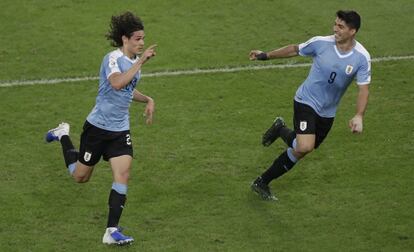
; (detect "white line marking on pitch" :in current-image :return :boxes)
[0,55,413,87]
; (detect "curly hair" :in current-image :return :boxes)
[106,11,144,47]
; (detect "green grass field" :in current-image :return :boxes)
[1,0,413,251]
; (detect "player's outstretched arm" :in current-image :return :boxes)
[138,44,157,65]
[349,84,369,133]
[109,45,157,90]
[249,44,299,61]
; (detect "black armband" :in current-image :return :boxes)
[256,52,269,60]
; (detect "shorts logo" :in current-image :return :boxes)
[300,121,307,131]
[84,152,92,162]
[345,65,353,75]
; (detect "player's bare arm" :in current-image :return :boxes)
[349,84,369,133]
[133,89,155,125]
[249,44,299,60]
[109,45,157,90]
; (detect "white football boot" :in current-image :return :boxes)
[102,227,134,246]
[45,122,70,142]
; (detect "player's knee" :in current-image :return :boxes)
[295,144,314,154]
[291,150,306,160]
[117,172,130,183]
[73,175,90,183]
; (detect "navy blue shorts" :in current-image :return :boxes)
[78,121,133,166]
[293,101,334,149]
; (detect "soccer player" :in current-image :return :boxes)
[249,10,371,200]
[45,11,156,245]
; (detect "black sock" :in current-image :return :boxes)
[60,135,78,167]
[261,150,296,185]
[280,127,296,148]
[107,189,126,228]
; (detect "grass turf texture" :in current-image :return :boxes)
[0,0,413,81]
[0,0,413,251]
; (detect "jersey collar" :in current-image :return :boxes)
[117,48,140,63]
[334,45,354,58]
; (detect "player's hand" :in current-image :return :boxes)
[143,98,155,125]
[140,44,157,64]
[349,115,363,133]
[249,50,264,60]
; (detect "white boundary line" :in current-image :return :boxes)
[1,55,413,88]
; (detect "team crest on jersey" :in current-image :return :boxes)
[345,65,353,75]
[84,152,92,162]
[300,121,307,131]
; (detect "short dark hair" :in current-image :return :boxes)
[336,10,361,32]
[106,11,144,47]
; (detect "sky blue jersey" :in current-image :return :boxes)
[87,49,141,131]
[295,35,371,118]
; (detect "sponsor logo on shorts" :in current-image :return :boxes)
[300,121,307,131]
[84,152,92,162]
